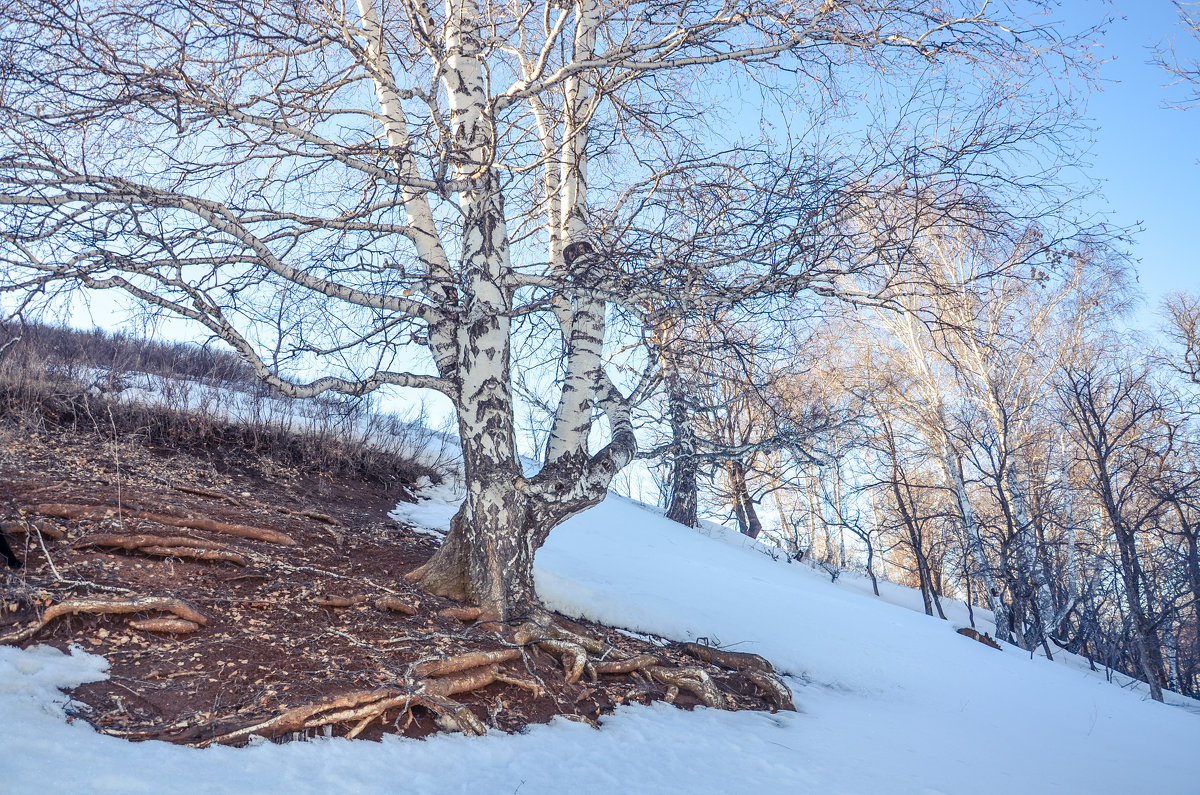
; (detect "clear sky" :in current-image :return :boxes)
[1067,1,1200,327]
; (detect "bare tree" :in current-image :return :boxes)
[1060,361,1171,701]
[0,1,1094,626]
[1162,292,1200,386]
[1155,292,1200,693]
[1157,2,1200,109]
[877,411,949,618]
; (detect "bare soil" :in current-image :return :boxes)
[0,415,780,745]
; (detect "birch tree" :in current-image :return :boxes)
[862,278,1016,636]
[0,0,1093,630]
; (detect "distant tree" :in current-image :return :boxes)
[1060,361,1172,701]
[1162,293,1200,386]
[1155,293,1200,695]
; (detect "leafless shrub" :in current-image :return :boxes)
[0,322,438,491]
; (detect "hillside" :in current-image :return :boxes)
[3,432,1200,792]
[1,1,1198,790]
[1,327,1198,792]
[0,404,785,746]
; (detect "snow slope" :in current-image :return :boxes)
[538,496,1200,793]
[3,492,1198,794]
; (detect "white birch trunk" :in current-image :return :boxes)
[1047,432,1082,633]
[890,311,1013,640]
[545,0,604,468]
[407,0,537,618]
[939,445,1011,641]
[1000,443,1055,650]
[409,0,634,618]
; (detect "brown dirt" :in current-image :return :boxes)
[0,416,779,745]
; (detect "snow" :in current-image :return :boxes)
[389,476,463,538]
[4,489,1200,794]
[0,646,806,794]
[539,497,1200,792]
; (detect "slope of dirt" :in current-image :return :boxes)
[0,414,783,745]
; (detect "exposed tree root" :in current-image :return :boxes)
[195,651,543,745]
[411,649,522,679]
[438,606,482,623]
[26,590,794,744]
[35,503,295,545]
[171,485,243,507]
[136,546,247,565]
[313,594,369,608]
[128,618,202,634]
[375,596,419,615]
[493,671,545,698]
[956,627,1003,650]
[197,688,413,747]
[511,616,795,712]
[677,642,795,711]
[80,534,248,566]
[645,665,727,708]
[592,654,659,675]
[298,510,341,526]
[81,534,217,551]
[0,518,65,540]
[420,664,507,699]
[538,637,589,683]
[742,670,797,712]
[679,642,775,673]
[0,596,208,645]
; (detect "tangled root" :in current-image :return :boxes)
[195,649,543,745]
[679,641,794,711]
[513,616,795,712]
[743,669,796,712]
[145,616,796,746]
[645,665,727,709]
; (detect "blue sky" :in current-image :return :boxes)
[1068,1,1200,327]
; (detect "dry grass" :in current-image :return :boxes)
[0,322,442,493]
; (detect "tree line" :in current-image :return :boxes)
[646,266,1200,701]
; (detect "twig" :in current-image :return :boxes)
[34,522,63,582]
[107,406,124,532]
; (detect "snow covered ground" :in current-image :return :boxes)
[3,490,1199,794]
